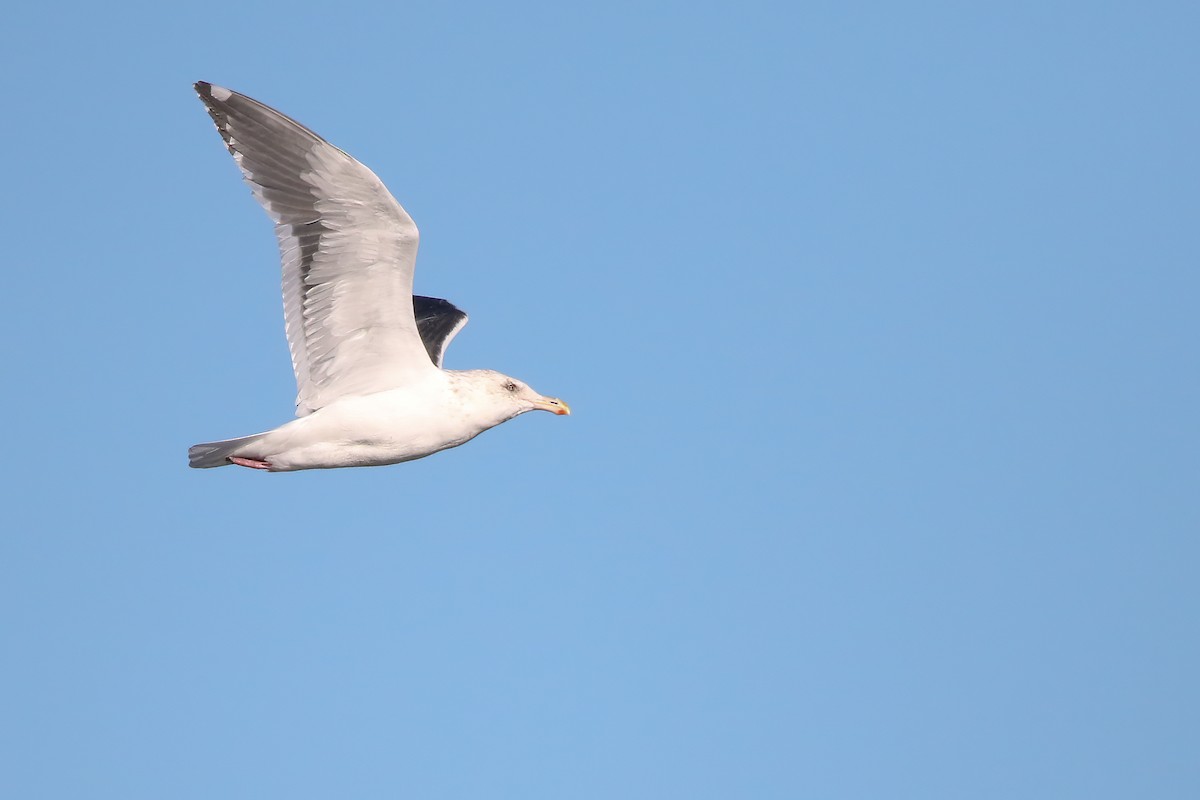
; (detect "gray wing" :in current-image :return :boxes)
[195,82,434,416]
[413,296,468,368]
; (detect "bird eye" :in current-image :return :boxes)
[504,381,517,392]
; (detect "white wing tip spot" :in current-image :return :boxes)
[210,85,233,101]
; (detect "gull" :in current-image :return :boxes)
[187,82,569,472]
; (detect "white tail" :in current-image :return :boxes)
[188,433,267,469]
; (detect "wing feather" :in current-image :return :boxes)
[412,296,469,367]
[195,82,434,416]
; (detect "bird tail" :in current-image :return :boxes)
[188,433,268,469]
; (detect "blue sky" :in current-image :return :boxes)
[2,1,1197,797]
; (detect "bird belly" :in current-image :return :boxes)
[243,389,489,471]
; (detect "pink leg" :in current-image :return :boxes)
[229,456,272,470]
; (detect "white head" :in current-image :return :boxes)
[450,369,571,424]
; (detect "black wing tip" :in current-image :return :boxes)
[193,81,236,105]
[192,82,235,150]
[413,296,465,315]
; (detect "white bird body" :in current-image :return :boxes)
[187,83,568,472]
[196,370,536,472]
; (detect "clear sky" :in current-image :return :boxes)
[2,1,1197,798]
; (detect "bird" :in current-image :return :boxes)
[187,82,570,472]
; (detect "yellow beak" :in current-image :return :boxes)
[534,396,571,415]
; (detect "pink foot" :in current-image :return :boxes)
[229,456,272,470]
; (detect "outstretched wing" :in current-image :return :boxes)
[195,82,435,416]
[413,296,469,368]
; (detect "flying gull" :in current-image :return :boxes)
[188,82,569,471]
